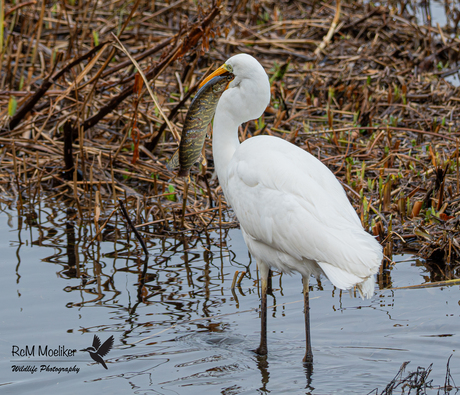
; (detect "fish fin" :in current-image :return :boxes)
[199,153,207,166]
[167,149,179,171]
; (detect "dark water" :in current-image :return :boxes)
[0,206,459,394]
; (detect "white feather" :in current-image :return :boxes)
[212,54,382,299]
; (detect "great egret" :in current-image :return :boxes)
[200,54,383,363]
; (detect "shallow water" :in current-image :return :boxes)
[0,206,459,394]
[380,0,460,87]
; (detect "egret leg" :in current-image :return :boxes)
[302,276,313,364]
[255,263,269,355]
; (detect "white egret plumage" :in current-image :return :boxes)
[200,54,383,362]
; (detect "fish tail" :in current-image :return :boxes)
[167,149,180,171]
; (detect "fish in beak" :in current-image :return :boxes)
[168,72,234,178]
[199,63,233,89]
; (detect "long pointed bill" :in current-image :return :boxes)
[199,64,232,88]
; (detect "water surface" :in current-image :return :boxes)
[0,207,459,394]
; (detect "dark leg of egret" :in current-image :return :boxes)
[255,265,268,355]
[302,276,313,364]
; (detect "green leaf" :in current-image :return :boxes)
[166,184,176,201]
[92,30,99,46]
[328,86,335,100]
[8,96,17,116]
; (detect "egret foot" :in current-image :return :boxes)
[302,352,313,365]
[254,345,267,356]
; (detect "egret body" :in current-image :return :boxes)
[202,54,383,362]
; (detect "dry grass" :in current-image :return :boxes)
[1,0,460,269]
[368,356,458,394]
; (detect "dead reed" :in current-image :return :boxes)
[1,0,460,266]
[368,356,458,394]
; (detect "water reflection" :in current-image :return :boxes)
[255,354,270,392]
[2,203,460,394]
[411,0,460,87]
[9,204,239,320]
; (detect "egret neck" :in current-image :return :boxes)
[212,105,241,197]
[211,55,271,197]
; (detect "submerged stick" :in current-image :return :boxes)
[231,270,239,289]
[118,199,149,258]
[386,278,460,291]
[63,120,74,180]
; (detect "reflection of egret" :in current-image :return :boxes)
[201,54,383,362]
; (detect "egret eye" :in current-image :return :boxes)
[225,64,233,73]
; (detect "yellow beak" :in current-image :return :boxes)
[199,63,232,88]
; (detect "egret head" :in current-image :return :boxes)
[200,54,271,125]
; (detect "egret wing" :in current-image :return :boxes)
[226,136,381,281]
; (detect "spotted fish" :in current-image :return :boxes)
[168,73,234,177]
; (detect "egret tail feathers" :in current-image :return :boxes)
[317,261,375,299]
[355,275,375,300]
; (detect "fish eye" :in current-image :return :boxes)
[213,84,224,92]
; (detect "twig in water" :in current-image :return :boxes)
[237,271,246,286]
[86,208,117,248]
[118,199,149,258]
[231,270,239,289]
